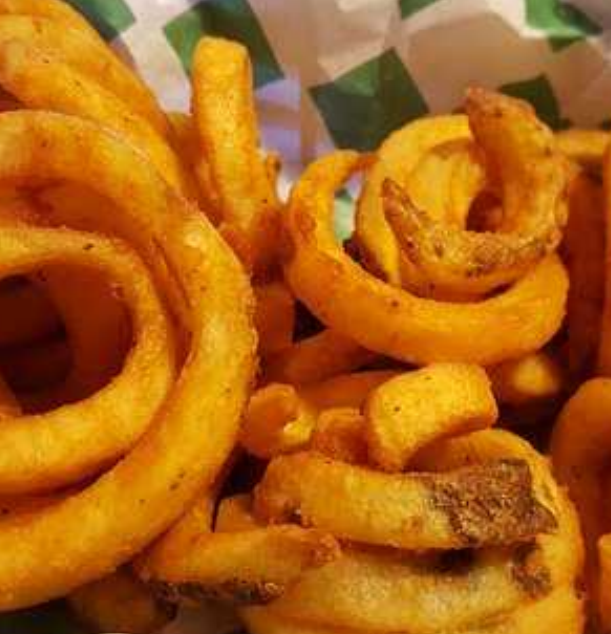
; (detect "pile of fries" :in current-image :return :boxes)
[2,1,611,634]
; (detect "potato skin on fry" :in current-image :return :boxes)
[254,452,555,549]
[365,364,497,471]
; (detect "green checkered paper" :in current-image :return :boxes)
[1,0,611,632]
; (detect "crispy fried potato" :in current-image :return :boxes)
[563,172,604,379]
[0,112,255,609]
[216,494,260,532]
[597,149,611,375]
[551,378,611,618]
[557,129,609,172]
[263,329,376,385]
[488,351,564,406]
[192,37,280,275]
[0,16,168,135]
[69,569,175,634]
[254,282,295,357]
[0,224,174,494]
[309,408,367,464]
[0,40,195,198]
[284,151,568,365]
[299,370,398,410]
[246,546,550,634]
[356,115,471,287]
[254,452,555,549]
[240,384,316,459]
[365,364,497,471]
[384,90,568,297]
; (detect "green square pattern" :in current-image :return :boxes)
[501,74,570,129]
[525,0,601,52]
[64,0,135,40]
[164,0,283,88]
[399,0,442,19]
[310,49,428,151]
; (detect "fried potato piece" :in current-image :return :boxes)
[551,378,611,619]
[0,112,255,609]
[146,526,340,607]
[0,0,102,40]
[263,329,376,385]
[0,16,168,136]
[253,452,555,549]
[384,90,568,297]
[597,149,611,375]
[0,224,174,494]
[365,364,497,471]
[309,407,367,464]
[563,172,604,378]
[241,585,583,634]
[69,569,175,634]
[598,534,611,631]
[240,383,317,459]
[488,351,564,406]
[192,37,280,275]
[140,490,340,607]
[557,128,609,172]
[216,494,260,532]
[283,151,568,365]
[245,546,551,634]
[356,115,471,287]
[0,40,195,198]
[254,282,295,357]
[299,370,398,410]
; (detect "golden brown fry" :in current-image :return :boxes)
[598,148,611,375]
[0,16,168,136]
[563,172,604,378]
[356,115,471,287]
[0,225,174,494]
[263,329,376,385]
[283,151,568,365]
[140,489,340,607]
[0,112,255,609]
[557,128,609,172]
[246,546,549,634]
[384,90,568,297]
[598,534,611,631]
[242,585,583,634]
[216,494,260,532]
[240,383,316,459]
[488,351,564,406]
[192,37,280,275]
[551,378,611,619]
[254,452,555,549]
[299,370,398,410]
[254,282,295,357]
[0,40,195,198]
[0,0,102,40]
[309,407,367,464]
[145,526,340,607]
[365,364,497,472]
[69,569,175,634]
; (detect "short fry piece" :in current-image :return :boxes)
[557,128,609,172]
[69,569,175,634]
[240,384,316,459]
[310,407,367,464]
[365,364,497,471]
[254,452,555,549]
[488,351,564,406]
[263,329,376,385]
